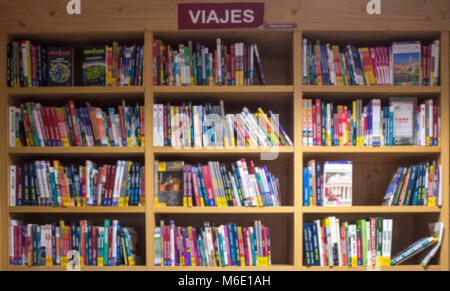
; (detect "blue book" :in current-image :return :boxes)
[316,163,322,206]
[311,223,321,266]
[303,167,310,206]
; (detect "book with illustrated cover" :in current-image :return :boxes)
[47,47,74,86]
[392,41,421,86]
[82,46,107,86]
[156,161,184,206]
[323,161,352,206]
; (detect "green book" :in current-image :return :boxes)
[356,219,367,266]
[376,217,383,266]
[104,219,110,265]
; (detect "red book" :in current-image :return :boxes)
[263,227,268,263]
[49,107,61,146]
[108,226,113,265]
[68,101,81,146]
[160,44,164,85]
[202,165,216,206]
[108,166,116,206]
[433,106,438,145]
[356,230,362,266]
[16,166,23,206]
[44,107,55,146]
[31,44,38,86]
[39,106,50,146]
[312,103,316,145]
[340,225,347,266]
[316,99,322,146]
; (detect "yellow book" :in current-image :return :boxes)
[111,42,118,86]
[257,108,281,146]
[106,46,112,86]
[26,41,32,87]
[188,226,196,266]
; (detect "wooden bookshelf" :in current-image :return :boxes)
[0,29,448,272]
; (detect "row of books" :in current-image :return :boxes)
[303,161,352,207]
[7,41,144,87]
[153,39,266,86]
[9,219,138,266]
[304,217,393,267]
[155,160,281,207]
[154,220,270,267]
[9,101,144,147]
[9,160,144,207]
[302,98,440,147]
[382,162,442,207]
[302,39,440,86]
[82,44,144,86]
[153,101,292,147]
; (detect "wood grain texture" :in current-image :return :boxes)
[0,0,449,33]
[0,32,7,271]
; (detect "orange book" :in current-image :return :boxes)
[95,108,108,146]
[399,170,411,205]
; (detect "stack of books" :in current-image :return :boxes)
[302,98,440,147]
[6,41,144,87]
[153,101,292,147]
[382,161,442,207]
[9,101,144,147]
[155,220,271,267]
[9,219,139,266]
[302,39,440,86]
[153,39,266,86]
[9,160,144,207]
[154,160,281,207]
[304,217,393,267]
[303,161,352,207]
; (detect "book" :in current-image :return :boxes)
[382,161,441,206]
[302,38,439,86]
[322,161,352,207]
[9,160,144,207]
[155,161,184,206]
[153,39,266,86]
[301,98,439,147]
[304,217,393,267]
[47,47,74,87]
[82,46,107,86]
[9,101,144,147]
[9,219,139,266]
[154,159,281,207]
[156,220,270,267]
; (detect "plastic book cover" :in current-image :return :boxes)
[82,46,107,86]
[323,161,352,206]
[47,47,74,86]
[392,41,421,86]
[157,161,184,206]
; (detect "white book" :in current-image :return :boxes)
[366,221,372,266]
[111,160,122,206]
[153,104,158,146]
[323,161,353,206]
[34,161,45,204]
[236,160,250,206]
[41,161,51,204]
[159,104,165,147]
[169,222,175,266]
[240,159,257,207]
[372,99,381,146]
[348,224,357,266]
[9,165,16,206]
[327,44,336,85]
[111,220,118,265]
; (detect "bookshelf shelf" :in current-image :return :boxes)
[153,85,294,94]
[154,146,295,155]
[155,264,295,271]
[302,146,441,154]
[8,147,145,156]
[7,265,148,271]
[302,206,442,214]
[6,86,145,96]
[153,207,295,214]
[301,85,441,94]
[8,206,146,214]
[302,265,440,271]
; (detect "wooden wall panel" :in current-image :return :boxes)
[0,0,449,33]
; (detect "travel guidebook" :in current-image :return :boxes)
[47,47,74,86]
[392,41,421,86]
[82,46,107,86]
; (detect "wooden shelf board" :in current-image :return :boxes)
[153,207,295,214]
[303,206,441,214]
[9,206,146,214]
[302,265,441,271]
[301,85,441,94]
[7,265,147,271]
[155,264,295,271]
[7,86,145,96]
[154,146,294,155]
[302,146,441,154]
[152,85,294,94]
[8,147,145,156]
